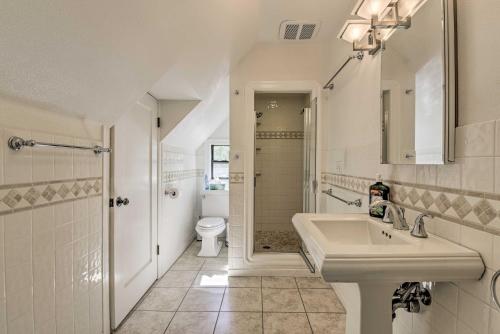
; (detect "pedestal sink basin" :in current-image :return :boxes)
[292,213,484,334]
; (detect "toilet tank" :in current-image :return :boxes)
[201,190,229,217]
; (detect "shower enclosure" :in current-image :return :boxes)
[253,93,317,253]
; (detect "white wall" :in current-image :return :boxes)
[157,144,201,275]
[320,1,500,333]
[0,96,105,334]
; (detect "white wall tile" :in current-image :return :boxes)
[416,165,437,186]
[0,298,6,334]
[493,235,500,270]
[437,163,461,189]
[456,121,495,157]
[4,128,32,184]
[55,202,73,226]
[73,139,90,179]
[0,129,4,186]
[495,120,500,156]
[54,135,73,180]
[495,157,500,194]
[458,290,490,333]
[458,269,493,304]
[32,131,55,182]
[490,308,500,334]
[460,225,494,269]
[433,283,459,315]
[459,157,495,193]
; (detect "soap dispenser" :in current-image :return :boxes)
[369,174,390,218]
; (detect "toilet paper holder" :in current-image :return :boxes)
[165,188,179,199]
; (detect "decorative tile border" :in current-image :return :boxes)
[229,172,244,184]
[321,172,500,236]
[0,177,102,216]
[256,131,304,140]
[163,169,203,183]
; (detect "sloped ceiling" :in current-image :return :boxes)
[0,0,353,123]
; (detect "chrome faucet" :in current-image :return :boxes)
[369,200,409,230]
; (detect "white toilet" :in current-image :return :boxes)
[196,190,229,257]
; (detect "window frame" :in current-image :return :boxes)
[210,144,230,180]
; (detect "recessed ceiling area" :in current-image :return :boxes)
[0,0,353,122]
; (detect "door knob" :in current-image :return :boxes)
[116,196,129,207]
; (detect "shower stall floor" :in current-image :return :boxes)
[254,230,301,253]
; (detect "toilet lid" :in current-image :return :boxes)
[198,217,225,228]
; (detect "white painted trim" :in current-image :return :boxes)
[242,80,322,272]
[102,125,111,334]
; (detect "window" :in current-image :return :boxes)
[211,145,230,180]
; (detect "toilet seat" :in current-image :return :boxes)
[195,217,226,257]
[197,217,225,229]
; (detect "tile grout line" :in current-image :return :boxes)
[212,285,227,334]
[296,278,314,333]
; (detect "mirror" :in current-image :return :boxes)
[381,0,456,164]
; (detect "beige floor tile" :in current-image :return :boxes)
[201,257,229,270]
[165,312,218,334]
[178,288,225,311]
[262,276,297,289]
[295,277,331,289]
[227,276,261,288]
[299,289,345,313]
[263,313,312,334]
[307,313,346,334]
[218,247,228,258]
[262,288,305,312]
[137,288,188,311]
[170,255,205,271]
[214,312,262,334]
[183,241,202,256]
[221,288,262,312]
[116,310,174,334]
[192,270,228,287]
[156,271,198,288]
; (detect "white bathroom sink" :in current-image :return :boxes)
[293,213,484,282]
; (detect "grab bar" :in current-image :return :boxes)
[322,188,362,207]
[8,136,111,155]
[492,269,500,310]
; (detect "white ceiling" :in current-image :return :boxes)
[0,0,353,123]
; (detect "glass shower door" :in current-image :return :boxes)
[303,97,317,213]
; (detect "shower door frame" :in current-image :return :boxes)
[238,80,321,275]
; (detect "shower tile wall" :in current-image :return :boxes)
[254,94,306,233]
[0,97,104,334]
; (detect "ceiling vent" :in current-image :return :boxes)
[279,21,320,40]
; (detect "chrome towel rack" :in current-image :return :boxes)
[492,269,500,310]
[323,51,364,90]
[322,188,362,207]
[8,136,111,155]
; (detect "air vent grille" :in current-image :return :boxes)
[279,21,320,40]
[299,24,316,40]
[284,24,300,40]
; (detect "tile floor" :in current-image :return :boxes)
[116,240,346,334]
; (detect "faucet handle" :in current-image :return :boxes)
[411,213,433,238]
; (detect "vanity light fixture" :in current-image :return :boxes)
[337,20,382,55]
[353,0,428,29]
[338,0,427,55]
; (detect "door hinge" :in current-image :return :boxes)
[156,245,160,255]
[109,198,114,208]
[157,117,161,128]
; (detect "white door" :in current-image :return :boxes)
[110,94,158,328]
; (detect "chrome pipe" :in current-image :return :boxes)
[321,188,362,207]
[8,136,111,154]
[323,51,364,90]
